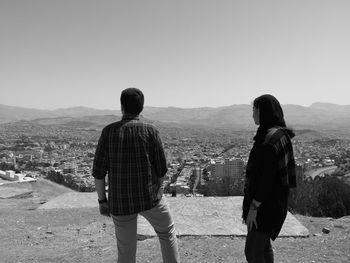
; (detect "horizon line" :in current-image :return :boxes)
[0,101,349,111]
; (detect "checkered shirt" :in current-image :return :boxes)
[92,115,168,215]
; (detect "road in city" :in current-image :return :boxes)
[305,166,337,179]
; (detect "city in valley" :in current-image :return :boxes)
[1,117,350,197]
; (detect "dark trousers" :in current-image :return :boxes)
[245,231,274,263]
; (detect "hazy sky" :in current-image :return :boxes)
[1,0,349,110]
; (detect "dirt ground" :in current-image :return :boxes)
[0,179,350,263]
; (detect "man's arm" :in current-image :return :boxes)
[94,178,109,216]
[153,130,168,178]
[153,129,168,198]
[92,128,109,186]
[92,129,110,216]
[95,178,107,201]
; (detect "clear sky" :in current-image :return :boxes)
[1,0,349,110]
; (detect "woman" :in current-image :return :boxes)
[242,94,296,263]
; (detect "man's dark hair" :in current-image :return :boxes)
[120,88,144,115]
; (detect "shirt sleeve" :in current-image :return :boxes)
[92,128,109,180]
[153,130,168,178]
[253,145,277,203]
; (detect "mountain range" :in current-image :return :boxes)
[1,103,350,133]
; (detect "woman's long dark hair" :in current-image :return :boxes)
[253,94,286,129]
[253,94,294,139]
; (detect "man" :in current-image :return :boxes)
[92,88,180,263]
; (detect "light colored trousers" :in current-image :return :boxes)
[111,198,180,263]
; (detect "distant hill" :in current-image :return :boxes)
[53,107,118,118]
[0,104,58,124]
[1,103,350,134]
[0,104,120,124]
[310,102,350,113]
[143,103,350,133]
[143,105,253,129]
[30,115,121,129]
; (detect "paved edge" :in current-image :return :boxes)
[38,193,309,237]
[0,186,33,199]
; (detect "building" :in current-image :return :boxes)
[210,158,245,178]
[224,158,245,179]
[0,170,26,181]
[169,182,190,196]
[62,165,77,175]
[210,160,225,177]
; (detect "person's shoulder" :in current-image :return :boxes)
[102,120,123,132]
[266,127,294,142]
[264,127,294,151]
[264,127,281,144]
[138,118,160,131]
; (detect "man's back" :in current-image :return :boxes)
[93,115,167,215]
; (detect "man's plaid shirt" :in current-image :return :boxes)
[92,115,168,215]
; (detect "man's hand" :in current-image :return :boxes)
[157,187,164,199]
[246,207,258,232]
[99,202,110,217]
[157,177,166,199]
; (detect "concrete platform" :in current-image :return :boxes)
[39,193,309,237]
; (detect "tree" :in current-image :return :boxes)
[0,162,15,171]
[202,168,210,182]
[200,175,244,197]
[317,176,350,218]
[289,175,350,218]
